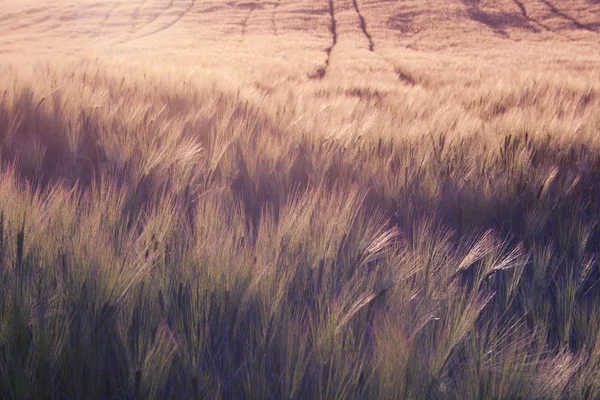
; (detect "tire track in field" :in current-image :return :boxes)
[271,1,281,36]
[347,0,419,85]
[2,4,76,32]
[351,0,374,51]
[538,0,598,33]
[8,13,52,31]
[123,0,195,43]
[377,52,419,86]
[0,7,50,24]
[511,0,572,39]
[131,0,148,33]
[142,0,177,29]
[240,5,256,40]
[310,0,337,79]
[97,2,121,36]
[309,0,416,85]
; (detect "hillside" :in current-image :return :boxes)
[2,0,600,81]
[1,1,600,399]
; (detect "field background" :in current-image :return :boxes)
[1,1,600,399]
[3,0,600,82]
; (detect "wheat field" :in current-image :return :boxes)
[1,0,600,399]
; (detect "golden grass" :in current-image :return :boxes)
[1,0,600,398]
[0,55,599,398]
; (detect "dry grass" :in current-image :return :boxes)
[2,0,600,398]
[0,57,599,399]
